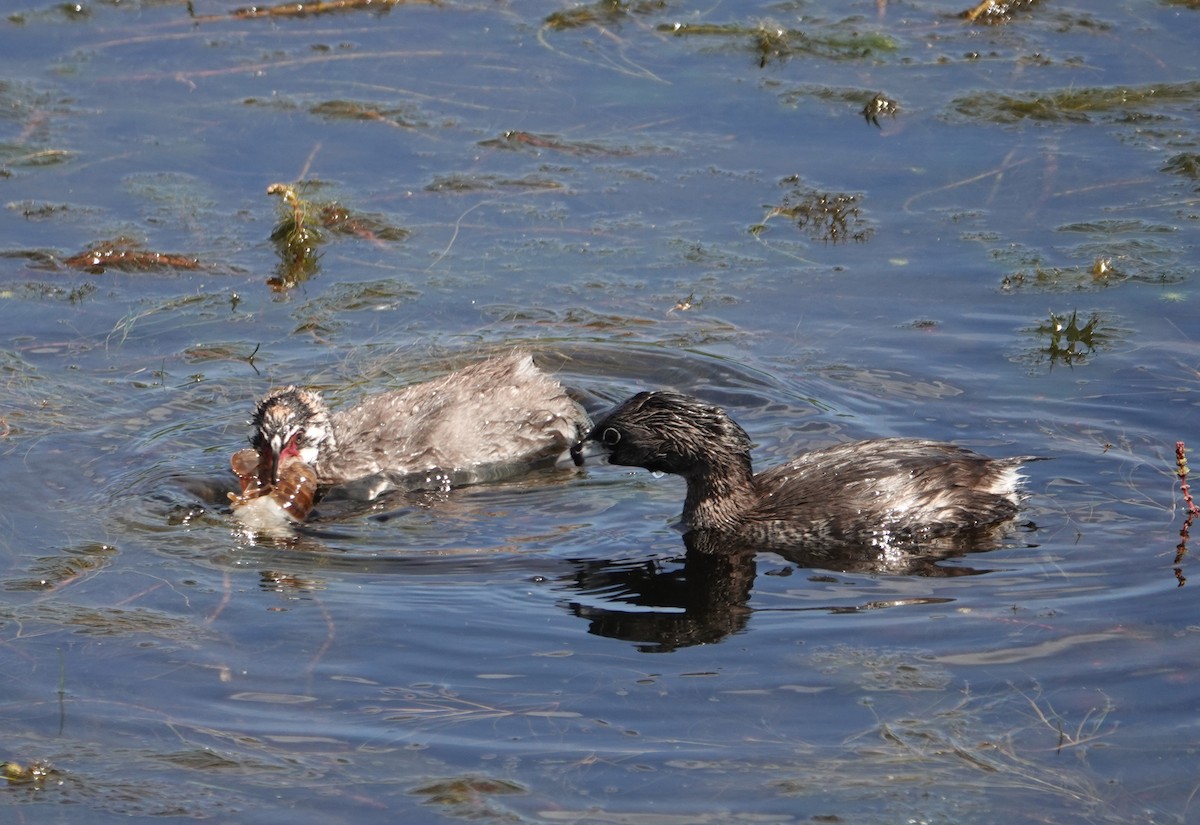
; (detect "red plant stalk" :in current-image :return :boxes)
[1175,442,1199,568]
[1177,442,1200,515]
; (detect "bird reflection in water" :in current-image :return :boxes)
[564,528,1025,653]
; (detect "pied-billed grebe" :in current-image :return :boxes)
[583,391,1038,550]
[250,352,589,500]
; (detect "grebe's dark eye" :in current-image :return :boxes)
[601,427,621,446]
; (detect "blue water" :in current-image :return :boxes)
[1,1,1198,822]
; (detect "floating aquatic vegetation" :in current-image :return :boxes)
[1,760,59,785]
[751,176,874,244]
[187,0,426,22]
[775,84,901,124]
[1000,259,1128,292]
[961,0,1042,24]
[1019,309,1119,370]
[267,182,324,291]
[952,81,1200,125]
[658,20,898,66]
[997,228,1186,293]
[317,204,411,242]
[6,200,73,219]
[62,237,201,274]
[308,99,427,130]
[477,130,634,157]
[1161,152,1200,185]
[543,0,668,31]
[266,182,409,292]
[862,92,899,127]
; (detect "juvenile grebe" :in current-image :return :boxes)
[250,352,589,501]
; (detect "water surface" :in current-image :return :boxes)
[1,1,1198,822]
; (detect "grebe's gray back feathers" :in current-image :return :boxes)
[250,353,589,499]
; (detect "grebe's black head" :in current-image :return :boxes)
[586,391,753,477]
[250,386,333,482]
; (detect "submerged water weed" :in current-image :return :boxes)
[477,130,642,157]
[658,19,899,66]
[0,79,78,175]
[425,172,565,193]
[0,347,162,446]
[0,735,251,817]
[543,0,667,31]
[536,0,670,81]
[288,279,421,341]
[308,99,427,130]
[372,683,583,733]
[107,291,231,349]
[187,0,421,21]
[22,604,200,639]
[1161,152,1200,185]
[3,542,117,593]
[951,81,1200,125]
[751,176,874,244]
[809,646,952,692]
[409,775,526,821]
[773,682,1117,819]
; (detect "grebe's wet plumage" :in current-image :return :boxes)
[251,353,589,499]
[587,391,1036,551]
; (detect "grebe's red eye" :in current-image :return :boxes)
[281,430,305,458]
